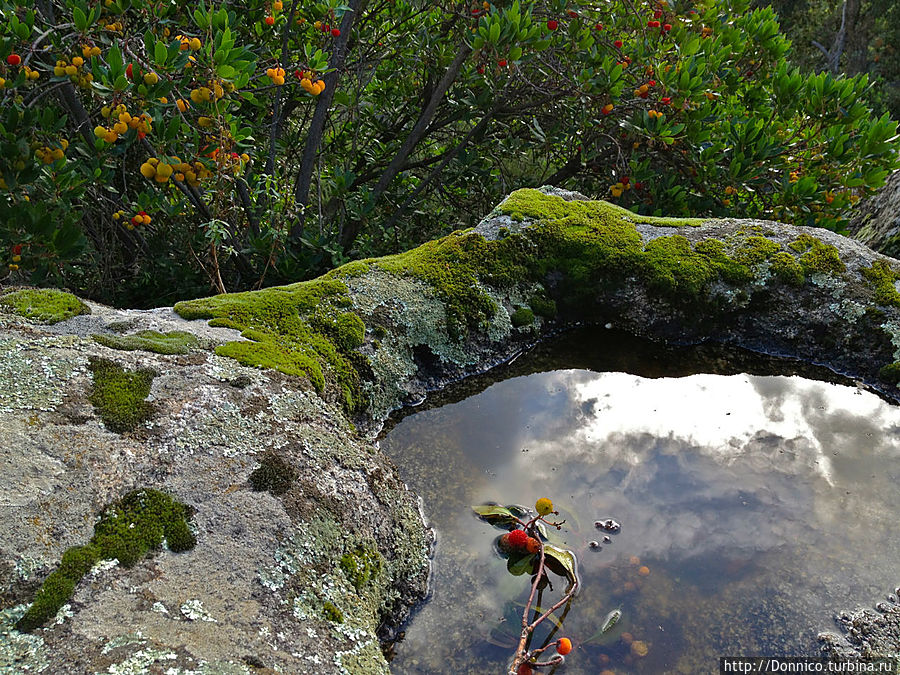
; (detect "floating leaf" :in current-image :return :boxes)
[543,543,578,585]
[473,503,519,528]
[507,552,536,576]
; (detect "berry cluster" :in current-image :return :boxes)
[34,140,68,165]
[266,67,286,86]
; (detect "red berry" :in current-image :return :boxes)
[614,40,623,48]
[654,10,663,19]
[647,20,659,28]
[6,54,21,66]
[634,181,644,190]
[567,10,578,18]
[661,96,671,105]
[508,529,528,549]
[663,23,672,31]
[11,244,22,255]
[331,28,341,37]
[264,15,275,25]
[498,59,507,67]
[649,80,656,86]
[621,176,629,184]
[516,664,534,675]
[477,65,484,74]
[125,63,133,79]
[595,23,603,30]
[547,19,558,31]
[294,69,301,78]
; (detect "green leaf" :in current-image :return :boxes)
[509,46,522,61]
[543,543,577,584]
[472,504,519,528]
[489,21,500,44]
[507,553,536,576]
[73,6,87,31]
[154,40,168,67]
[217,64,236,79]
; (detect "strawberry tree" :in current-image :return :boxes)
[0,0,897,305]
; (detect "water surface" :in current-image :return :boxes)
[380,332,900,674]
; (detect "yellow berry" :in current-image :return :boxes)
[535,498,553,516]
[54,66,66,77]
[113,121,128,134]
[140,162,156,178]
[144,72,159,85]
[72,56,84,67]
[189,37,202,50]
[65,65,77,76]
[91,46,101,57]
[141,214,151,224]
[103,130,118,143]
[155,162,173,179]
[94,125,107,137]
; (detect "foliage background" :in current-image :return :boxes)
[0,0,897,307]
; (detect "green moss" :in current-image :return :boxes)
[322,601,344,623]
[340,542,384,592]
[788,233,846,275]
[528,291,557,318]
[733,236,782,265]
[510,307,535,327]
[173,279,367,413]
[16,489,194,632]
[92,330,200,355]
[0,289,90,324]
[861,260,900,307]
[87,357,156,433]
[878,361,900,385]
[248,452,297,496]
[769,251,805,285]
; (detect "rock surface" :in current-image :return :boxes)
[849,169,900,257]
[5,186,900,672]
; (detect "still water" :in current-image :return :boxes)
[380,331,900,674]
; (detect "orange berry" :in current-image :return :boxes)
[264,15,275,26]
[638,565,650,576]
[525,537,541,554]
[557,637,573,655]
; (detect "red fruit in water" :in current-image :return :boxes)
[6,54,21,66]
[614,40,623,48]
[557,637,573,655]
[516,664,534,675]
[547,19,558,30]
[331,28,341,37]
[508,529,528,548]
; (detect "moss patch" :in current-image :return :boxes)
[788,233,846,276]
[878,361,900,385]
[88,357,156,433]
[861,260,900,308]
[0,289,89,324]
[16,489,195,632]
[92,330,200,355]
[510,307,535,328]
[173,280,367,413]
[528,291,557,319]
[340,542,384,592]
[322,600,344,623]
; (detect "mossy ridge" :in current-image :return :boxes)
[878,361,900,385]
[88,357,156,433]
[173,279,367,413]
[92,330,200,355]
[15,489,195,632]
[0,289,90,324]
[510,307,535,328]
